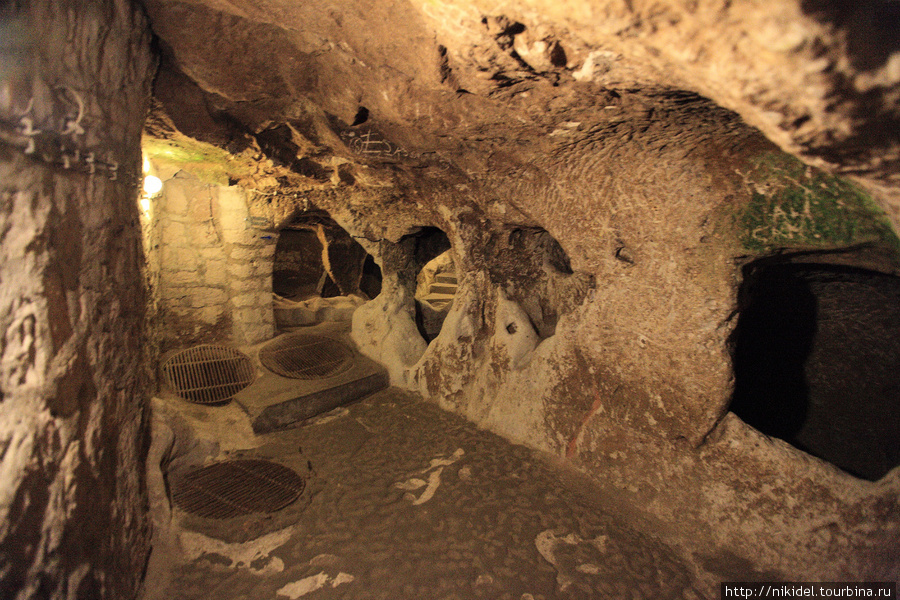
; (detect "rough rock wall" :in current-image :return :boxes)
[142,0,900,225]
[412,0,900,225]
[344,108,900,581]
[0,1,155,598]
[146,167,275,350]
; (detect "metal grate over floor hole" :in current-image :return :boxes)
[171,459,306,519]
[259,333,354,380]
[162,345,255,404]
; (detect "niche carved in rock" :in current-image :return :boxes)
[485,227,594,341]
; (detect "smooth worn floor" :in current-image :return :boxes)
[143,389,707,600]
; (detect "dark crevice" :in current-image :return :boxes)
[351,106,369,126]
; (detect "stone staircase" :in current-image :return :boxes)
[422,271,458,310]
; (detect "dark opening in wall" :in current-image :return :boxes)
[406,227,455,343]
[360,255,382,299]
[273,228,324,300]
[351,106,369,126]
[729,261,900,481]
[273,211,381,301]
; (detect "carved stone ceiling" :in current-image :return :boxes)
[140,0,900,226]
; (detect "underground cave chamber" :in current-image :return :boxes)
[729,259,900,481]
[141,169,391,434]
[3,0,900,597]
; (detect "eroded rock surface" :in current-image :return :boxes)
[0,0,155,598]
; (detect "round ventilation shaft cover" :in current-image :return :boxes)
[162,345,255,404]
[259,333,354,379]
[171,459,306,519]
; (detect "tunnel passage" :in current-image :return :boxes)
[406,227,455,342]
[273,211,380,301]
[729,261,900,480]
[273,228,325,300]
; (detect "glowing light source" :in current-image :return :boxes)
[140,197,150,213]
[143,175,163,196]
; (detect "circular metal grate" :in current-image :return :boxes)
[259,333,354,379]
[171,459,306,519]
[162,345,255,404]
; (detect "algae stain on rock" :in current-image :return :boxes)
[143,136,258,186]
[735,152,899,253]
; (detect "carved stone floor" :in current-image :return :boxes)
[143,389,711,600]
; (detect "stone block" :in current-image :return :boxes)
[227,262,256,279]
[228,278,259,295]
[200,247,224,260]
[162,246,198,271]
[230,247,258,261]
[219,195,249,234]
[257,291,273,306]
[204,260,228,286]
[235,308,266,324]
[259,242,277,257]
[231,293,257,307]
[167,270,201,286]
[162,220,187,242]
[232,321,274,346]
[160,285,189,301]
[189,197,213,222]
[198,306,223,325]
[164,187,189,216]
[190,286,228,307]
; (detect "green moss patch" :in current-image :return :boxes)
[737,152,899,253]
[143,136,257,186]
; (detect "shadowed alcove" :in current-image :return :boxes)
[730,261,900,481]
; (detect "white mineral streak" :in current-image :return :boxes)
[395,448,465,505]
[418,447,465,473]
[394,477,427,491]
[277,571,355,598]
[179,527,292,575]
[277,573,329,599]
[332,572,355,587]
[412,466,444,505]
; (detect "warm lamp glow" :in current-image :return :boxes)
[143,175,163,196]
[140,197,150,213]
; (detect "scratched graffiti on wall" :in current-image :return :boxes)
[341,128,410,158]
[0,83,126,180]
[340,128,452,171]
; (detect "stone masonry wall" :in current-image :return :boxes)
[147,168,274,350]
[0,0,155,598]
